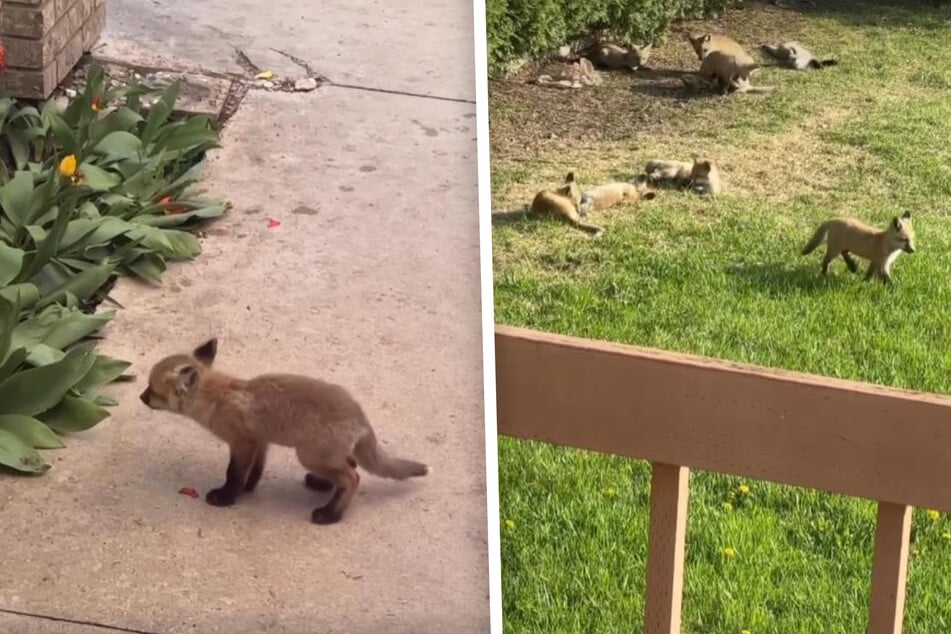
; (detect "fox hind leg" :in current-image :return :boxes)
[820,250,837,274]
[841,251,858,273]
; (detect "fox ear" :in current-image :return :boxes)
[175,365,199,396]
[193,338,218,365]
[642,43,653,52]
[643,191,657,200]
[565,172,575,183]
[892,217,902,230]
[901,210,912,220]
[702,34,712,43]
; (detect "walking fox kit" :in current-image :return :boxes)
[140,339,428,524]
[801,212,916,283]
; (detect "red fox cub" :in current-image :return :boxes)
[580,174,657,213]
[801,211,916,283]
[529,172,604,236]
[140,339,428,525]
[645,158,722,196]
[687,32,757,67]
[579,42,653,71]
[761,41,837,70]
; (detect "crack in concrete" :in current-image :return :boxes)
[270,48,327,83]
[0,607,160,634]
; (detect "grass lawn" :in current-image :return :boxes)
[489,1,951,632]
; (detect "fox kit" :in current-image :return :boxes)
[578,42,652,71]
[580,174,657,213]
[801,211,916,283]
[645,158,722,195]
[691,51,773,94]
[687,33,757,67]
[140,339,428,525]
[761,41,837,70]
[529,172,604,236]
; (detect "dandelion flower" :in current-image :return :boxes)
[742,630,752,634]
[605,487,617,497]
[738,484,750,495]
[59,154,77,178]
[927,509,940,521]
[504,519,515,531]
[722,547,736,558]
[941,532,950,540]
[722,502,733,512]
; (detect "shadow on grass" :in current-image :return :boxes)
[756,0,951,28]
[726,260,850,296]
[492,208,530,226]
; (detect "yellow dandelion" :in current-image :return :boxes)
[504,519,515,531]
[605,487,617,497]
[738,484,750,495]
[742,630,752,634]
[722,502,733,512]
[941,532,950,540]
[58,154,77,178]
[927,509,940,521]
[722,547,736,558]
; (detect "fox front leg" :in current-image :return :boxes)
[206,441,256,507]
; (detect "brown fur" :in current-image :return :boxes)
[140,339,427,525]
[801,211,916,283]
[645,158,722,196]
[578,42,652,71]
[687,32,757,68]
[695,51,772,95]
[529,172,604,236]
[581,175,657,212]
[761,41,837,70]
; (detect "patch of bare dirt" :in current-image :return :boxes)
[488,1,815,159]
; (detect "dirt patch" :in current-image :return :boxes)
[488,2,814,158]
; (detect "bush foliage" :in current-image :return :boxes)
[0,65,226,474]
[486,0,740,77]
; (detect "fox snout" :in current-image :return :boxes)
[905,244,915,254]
[139,388,153,408]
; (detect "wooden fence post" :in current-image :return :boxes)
[867,502,912,634]
[644,463,690,634]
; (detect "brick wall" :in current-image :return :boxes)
[0,0,106,99]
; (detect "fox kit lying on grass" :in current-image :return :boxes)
[140,339,428,525]
[580,174,657,213]
[529,172,604,236]
[687,51,774,94]
[577,42,653,71]
[761,41,837,70]
[801,211,916,283]
[645,158,721,196]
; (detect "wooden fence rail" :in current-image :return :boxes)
[494,325,951,634]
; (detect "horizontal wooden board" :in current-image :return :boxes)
[495,325,951,511]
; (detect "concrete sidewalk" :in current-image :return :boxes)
[0,2,488,633]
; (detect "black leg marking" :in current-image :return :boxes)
[842,251,858,273]
[206,452,248,507]
[311,488,344,525]
[244,450,266,493]
[305,472,335,492]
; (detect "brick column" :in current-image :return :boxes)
[0,0,106,98]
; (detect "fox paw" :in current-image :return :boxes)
[311,506,343,525]
[205,487,238,507]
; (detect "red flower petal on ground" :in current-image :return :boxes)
[266,218,281,228]
[178,487,199,498]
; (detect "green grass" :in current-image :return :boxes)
[491,2,951,632]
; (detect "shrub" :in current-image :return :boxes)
[0,65,226,474]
